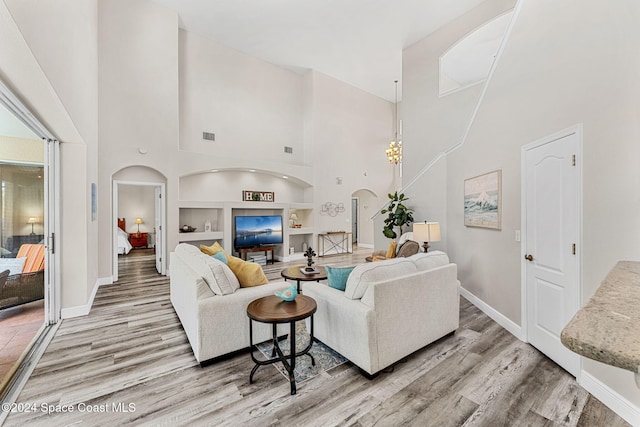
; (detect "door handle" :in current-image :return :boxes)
[524,254,534,262]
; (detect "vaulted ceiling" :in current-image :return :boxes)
[151,0,485,101]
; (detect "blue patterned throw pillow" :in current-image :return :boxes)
[325,265,355,291]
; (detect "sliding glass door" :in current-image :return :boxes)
[0,80,59,403]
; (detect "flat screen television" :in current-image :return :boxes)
[234,215,283,248]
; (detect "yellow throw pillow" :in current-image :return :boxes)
[226,255,269,287]
[200,241,224,256]
[385,241,397,259]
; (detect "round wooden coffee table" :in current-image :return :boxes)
[280,266,328,293]
[247,295,317,395]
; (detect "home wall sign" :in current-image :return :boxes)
[242,191,275,202]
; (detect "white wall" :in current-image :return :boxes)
[118,185,156,234]
[403,0,640,416]
[180,171,306,203]
[179,30,304,165]
[2,0,99,310]
[307,71,396,238]
[98,0,179,278]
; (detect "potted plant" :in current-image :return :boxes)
[381,191,414,239]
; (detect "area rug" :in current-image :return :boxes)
[256,322,348,384]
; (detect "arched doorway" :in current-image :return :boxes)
[351,189,377,249]
[112,166,167,281]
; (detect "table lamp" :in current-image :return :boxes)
[412,221,441,252]
[135,217,143,234]
[28,217,37,235]
[289,213,298,228]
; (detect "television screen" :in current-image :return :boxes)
[234,215,283,248]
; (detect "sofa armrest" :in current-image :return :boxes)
[194,281,291,361]
[362,263,460,370]
[303,281,378,374]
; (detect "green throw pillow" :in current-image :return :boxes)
[211,251,228,264]
[326,265,355,291]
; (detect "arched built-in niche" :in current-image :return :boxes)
[179,169,309,202]
[439,11,514,96]
[351,188,377,248]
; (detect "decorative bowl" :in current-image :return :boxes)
[275,285,297,302]
[180,225,197,232]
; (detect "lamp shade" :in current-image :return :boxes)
[290,213,298,221]
[135,218,143,224]
[413,222,441,243]
[27,217,37,224]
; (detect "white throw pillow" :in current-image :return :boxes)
[344,258,417,300]
[175,243,201,257]
[0,257,27,276]
[411,251,450,272]
[201,256,240,295]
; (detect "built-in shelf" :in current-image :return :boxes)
[176,201,316,259]
[178,231,224,242]
[288,227,314,235]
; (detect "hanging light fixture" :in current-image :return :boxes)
[386,80,402,165]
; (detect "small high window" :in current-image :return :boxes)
[439,11,513,96]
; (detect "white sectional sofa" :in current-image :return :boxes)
[303,251,460,376]
[170,243,288,364]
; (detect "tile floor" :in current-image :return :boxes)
[0,300,44,390]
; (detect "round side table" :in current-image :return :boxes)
[247,295,317,395]
[280,266,328,293]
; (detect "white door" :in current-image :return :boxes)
[155,185,164,275]
[523,129,581,377]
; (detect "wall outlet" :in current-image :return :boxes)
[515,230,521,242]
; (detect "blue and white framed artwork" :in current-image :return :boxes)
[464,170,501,230]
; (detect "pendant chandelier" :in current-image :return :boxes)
[386,80,402,165]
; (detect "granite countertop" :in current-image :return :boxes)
[561,261,640,374]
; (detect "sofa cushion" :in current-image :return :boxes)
[176,243,201,257]
[200,241,224,256]
[201,256,240,295]
[176,244,239,295]
[17,244,45,272]
[325,265,355,291]
[198,241,267,287]
[396,240,420,258]
[344,258,418,300]
[0,257,27,276]
[226,255,269,287]
[411,251,450,271]
[385,241,397,259]
[212,251,228,264]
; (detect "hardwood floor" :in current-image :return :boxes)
[3,247,630,426]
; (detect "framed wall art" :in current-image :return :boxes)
[464,170,501,230]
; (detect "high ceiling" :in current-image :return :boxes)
[151,0,485,101]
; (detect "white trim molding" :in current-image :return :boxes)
[580,371,640,426]
[460,287,523,340]
[60,277,112,319]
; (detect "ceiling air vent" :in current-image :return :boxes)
[284,146,293,154]
[203,132,215,141]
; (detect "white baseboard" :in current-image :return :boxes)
[60,276,112,319]
[357,243,374,249]
[460,287,523,340]
[580,371,640,426]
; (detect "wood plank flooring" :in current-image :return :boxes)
[3,247,630,426]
